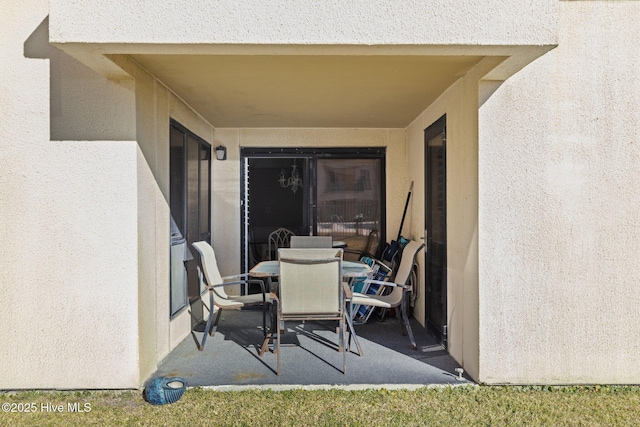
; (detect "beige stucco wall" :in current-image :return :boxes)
[109,55,216,382]
[477,1,640,384]
[0,2,140,388]
[48,1,556,92]
[7,0,639,388]
[406,1,640,385]
[0,2,217,388]
[49,0,556,47]
[406,57,505,382]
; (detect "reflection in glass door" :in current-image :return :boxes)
[425,115,447,345]
[316,158,382,253]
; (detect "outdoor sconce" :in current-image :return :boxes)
[215,145,227,161]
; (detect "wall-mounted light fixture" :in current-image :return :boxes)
[215,145,227,161]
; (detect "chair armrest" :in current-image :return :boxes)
[208,280,245,289]
[197,266,268,297]
[222,273,249,281]
[209,279,268,294]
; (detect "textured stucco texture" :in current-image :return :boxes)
[3,0,640,388]
[477,1,640,384]
[49,0,556,46]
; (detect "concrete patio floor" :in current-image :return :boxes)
[152,308,472,390]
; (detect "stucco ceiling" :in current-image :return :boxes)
[130,54,483,128]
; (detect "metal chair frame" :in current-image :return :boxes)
[264,250,359,375]
[351,240,425,349]
[192,241,272,352]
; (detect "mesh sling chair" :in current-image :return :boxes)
[350,239,425,349]
[269,248,358,375]
[192,241,272,352]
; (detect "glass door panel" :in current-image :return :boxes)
[316,158,382,254]
[169,121,211,317]
[246,157,309,267]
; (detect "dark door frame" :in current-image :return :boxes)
[240,147,386,274]
[424,114,447,346]
[169,119,212,317]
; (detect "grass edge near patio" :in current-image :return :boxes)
[2,385,640,426]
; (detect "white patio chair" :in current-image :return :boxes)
[192,241,272,352]
[351,240,425,349]
[270,248,355,375]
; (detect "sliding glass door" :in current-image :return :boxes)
[169,120,211,317]
[241,148,385,273]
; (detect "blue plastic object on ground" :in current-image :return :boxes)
[144,376,187,405]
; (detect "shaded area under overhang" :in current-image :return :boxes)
[128,53,483,128]
[52,43,554,128]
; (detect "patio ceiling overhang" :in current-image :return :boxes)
[49,0,558,128]
[126,52,484,128]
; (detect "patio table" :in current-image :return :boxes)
[249,260,371,278]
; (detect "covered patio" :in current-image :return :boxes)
[152,308,470,389]
[6,0,557,389]
[8,0,640,391]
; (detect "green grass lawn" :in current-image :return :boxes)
[2,386,640,426]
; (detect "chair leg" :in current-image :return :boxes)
[344,310,363,357]
[259,333,271,357]
[210,309,222,336]
[340,315,346,374]
[258,301,273,357]
[276,311,281,376]
[397,308,406,336]
[199,292,221,351]
[261,299,267,340]
[400,297,417,350]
